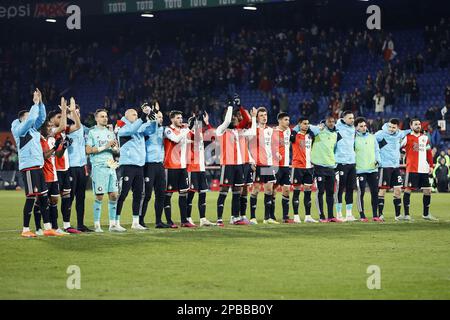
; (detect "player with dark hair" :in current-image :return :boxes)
[185,111,215,227]
[334,110,356,222]
[215,101,257,226]
[11,89,60,237]
[401,118,438,221]
[67,100,92,232]
[310,116,339,222]
[354,117,383,222]
[163,110,195,228]
[375,118,411,221]
[47,97,81,233]
[86,109,121,232]
[272,112,294,223]
[290,117,317,223]
[249,107,279,224]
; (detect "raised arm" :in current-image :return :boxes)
[67,97,81,134]
[215,106,233,136]
[240,107,257,137]
[12,104,39,137]
[164,127,190,143]
[34,89,46,130]
[118,119,144,136]
[53,97,68,135]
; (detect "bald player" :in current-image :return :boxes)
[115,107,155,230]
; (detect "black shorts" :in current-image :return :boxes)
[254,166,277,184]
[404,172,431,190]
[243,163,255,185]
[22,168,48,197]
[165,168,189,192]
[220,165,244,187]
[57,170,71,193]
[188,171,209,192]
[47,181,60,197]
[275,167,291,186]
[119,165,144,195]
[378,167,402,189]
[291,168,314,186]
[313,165,336,177]
[144,162,166,195]
[335,163,357,190]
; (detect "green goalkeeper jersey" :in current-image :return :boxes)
[86,125,115,168]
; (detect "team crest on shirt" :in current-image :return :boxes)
[124,176,129,182]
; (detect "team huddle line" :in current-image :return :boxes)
[11,91,438,238]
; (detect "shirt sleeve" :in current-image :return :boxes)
[86,130,95,147]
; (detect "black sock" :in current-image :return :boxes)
[164,193,173,224]
[33,202,41,230]
[240,195,248,216]
[38,195,50,224]
[264,193,272,220]
[326,193,334,219]
[155,193,164,225]
[282,195,289,220]
[423,194,431,216]
[187,191,195,218]
[403,193,410,216]
[378,196,385,215]
[49,203,58,229]
[198,192,206,219]
[61,194,71,224]
[23,197,35,228]
[250,194,257,219]
[217,192,227,220]
[270,195,276,220]
[304,190,311,216]
[292,190,300,215]
[179,193,188,223]
[232,191,240,218]
[393,197,402,217]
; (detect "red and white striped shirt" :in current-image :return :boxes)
[187,123,212,172]
[164,125,190,169]
[402,133,433,173]
[40,136,58,183]
[273,127,291,167]
[249,126,276,166]
[292,131,313,169]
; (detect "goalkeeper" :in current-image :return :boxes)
[86,109,121,232]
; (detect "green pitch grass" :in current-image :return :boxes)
[0,190,449,300]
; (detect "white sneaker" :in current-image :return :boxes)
[293,215,301,223]
[336,213,344,220]
[131,223,147,230]
[94,226,104,233]
[379,215,385,221]
[263,218,280,225]
[56,228,70,235]
[200,218,214,227]
[404,215,413,222]
[249,218,258,225]
[35,229,44,236]
[395,215,404,222]
[304,215,318,223]
[187,217,196,225]
[229,216,239,224]
[344,215,356,222]
[109,224,126,232]
[423,215,439,221]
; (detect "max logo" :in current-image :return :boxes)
[35,2,81,30]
